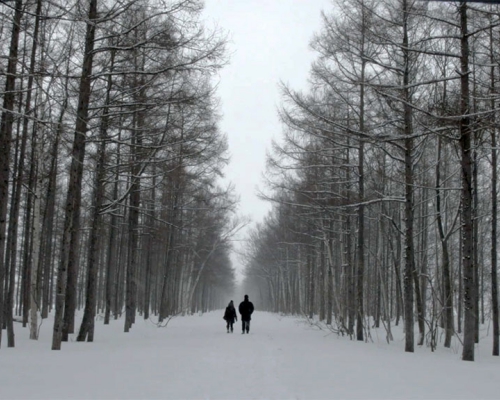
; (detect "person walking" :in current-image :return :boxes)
[238,294,254,334]
[223,300,237,333]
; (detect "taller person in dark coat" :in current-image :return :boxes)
[238,294,254,334]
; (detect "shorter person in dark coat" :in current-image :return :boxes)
[238,294,254,334]
[223,300,237,333]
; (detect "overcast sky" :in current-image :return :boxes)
[202,0,331,280]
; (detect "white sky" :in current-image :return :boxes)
[202,0,331,280]
[201,0,331,279]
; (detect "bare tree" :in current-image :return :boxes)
[52,0,98,350]
[0,0,23,348]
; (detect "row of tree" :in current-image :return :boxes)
[242,0,499,362]
[0,0,237,350]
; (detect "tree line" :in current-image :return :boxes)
[0,0,237,350]
[242,0,499,362]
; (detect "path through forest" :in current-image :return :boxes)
[1,311,499,399]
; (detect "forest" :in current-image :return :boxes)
[0,0,499,364]
[241,0,500,362]
[0,0,238,351]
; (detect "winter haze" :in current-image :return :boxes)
[0,0,499,399]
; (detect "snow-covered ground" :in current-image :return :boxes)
[1,311,499,399]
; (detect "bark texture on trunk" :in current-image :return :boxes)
[52,0,98,350]
[459,2,476,362]
[0,0,23,349]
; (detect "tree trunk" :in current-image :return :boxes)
[473,129,480,345]
[436,138,454,348]
[41,114,63,319]
[356,59,366,343]
[143,170,156,320]
[402,0,415,352]
[306,246,313,320]
[490,23,499,356]
[30,127,43,340]
[77,45,114,341]
[159,194,178,321]
[76,137,106,342]
[124,114,142,332]
[21,142,35,328]
[104,127,121,325]
[0,0,23,349]
[5,0,42,345]
[52,0,98,350]
[458,2,475,362]
[491,127,499,354]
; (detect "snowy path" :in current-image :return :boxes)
[1,311,499,399]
